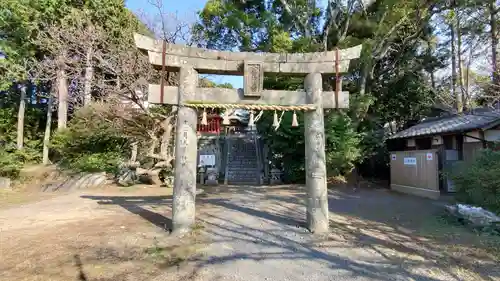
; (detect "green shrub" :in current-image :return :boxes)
[0,150,24,178]
[324,112,362,176]
[449,149,500,214]
[0,147,41,179]
[67,152,123,174]
[257,110,306,183]
[257,110,363,183]
[50,106,129,174]
[51,127,127,174]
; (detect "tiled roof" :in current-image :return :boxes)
[388,110,500,139]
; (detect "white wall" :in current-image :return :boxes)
[432,136,443,145]
[485,130,500,142]
[464,131,481,143]
[406,138,416,147]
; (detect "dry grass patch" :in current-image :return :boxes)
[0,185,205,281]
[326,208,500,280]
[0,188,57,209]
[0,213,207,281]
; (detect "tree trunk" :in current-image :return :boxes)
[450,21,461,112]
[16,84,27,150]
[456,13,465,112]
[130,142,138,163]
[465,46,474,109]
[352,60,373,128]
[160,116,175,157]
[425,38,436,89]
[323,25,329,52]
[83,46,94,105]
[461,61,470,109]
[57,59,68,130]
[490,0,499,86]
[43,95,53,165]
[149,135,158,156]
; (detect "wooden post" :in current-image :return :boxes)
[304,73,329,234]
[172,67,198,235]
[224,137,231,185]
[42,95,53,164]
[17,84,27,149]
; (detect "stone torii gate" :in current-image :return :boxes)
[134,34,362,235]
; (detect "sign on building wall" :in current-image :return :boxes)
[391,154,396,160]
[403,157,417,165]
[426,153,433,161]
[199,154,216,166]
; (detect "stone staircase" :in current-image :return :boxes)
[225,137,259,185]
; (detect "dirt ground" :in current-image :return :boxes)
[0,184,499,281]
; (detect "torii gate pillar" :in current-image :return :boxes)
[304,73,329,233]
[172,67,198,235]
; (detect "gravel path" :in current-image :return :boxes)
[157,185,499,281]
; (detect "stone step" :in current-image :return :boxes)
[224,137,260,186]
[226,176,258,180]
[227,162,257,166]
[227,178,258,181]
[227,174,257,177]
[227,181,259,185]
[227,174,257,178]
[229,157,256,160]
[227,171,257,175]
[228,158,257,161]
[227,166,257,169]
[228,155,257,158]
[227,170,257,175]
[228,159,257,162]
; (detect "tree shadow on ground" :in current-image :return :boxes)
[81,185,500,281]
[191,214,449,281]
[197,191,500,280]
[74,254,88,281]
[81,195,173,231]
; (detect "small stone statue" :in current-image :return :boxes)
[205,167,218,185]
[270,168,283,185]
[158,168,174,187]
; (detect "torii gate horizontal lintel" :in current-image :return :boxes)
[134,33,361,102]
[147,85,349,109]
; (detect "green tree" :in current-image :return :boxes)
[0,0,155,175]
[196,0,443,179]
[449,149,500,214]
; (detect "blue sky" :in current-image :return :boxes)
[125,0,245,88]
